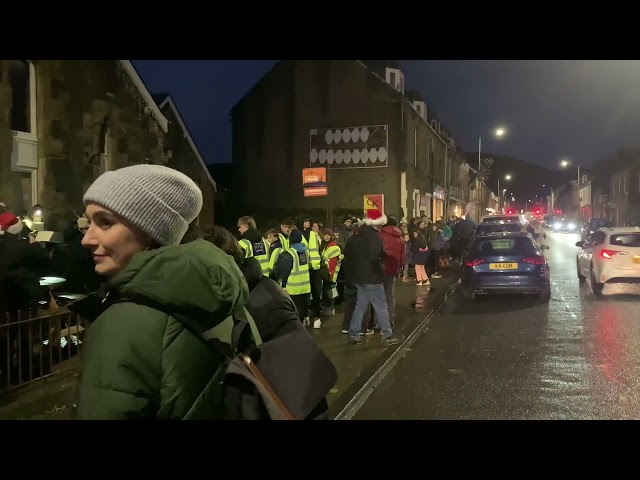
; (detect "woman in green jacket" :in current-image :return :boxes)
[73,164,249,420]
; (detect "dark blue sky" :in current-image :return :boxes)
[133,60,640,170]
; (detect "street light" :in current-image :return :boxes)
[477,126,508,218]
[478,127,508,172]
[497,174,512,213]
[560,158,580,183]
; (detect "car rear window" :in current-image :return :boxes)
[473,237,537,256]
[610,234,640,247]
[476,224,521,235]
[482,217,521,225]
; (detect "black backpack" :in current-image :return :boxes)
[123,290,335,420]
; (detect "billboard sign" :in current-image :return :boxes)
[363,194,384,216]
[309,125,389,170]
[302,167,328,197]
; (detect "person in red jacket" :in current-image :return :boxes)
[320,228,341,281]
[379,215,405,326]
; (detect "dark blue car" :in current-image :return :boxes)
[461,232,551,302]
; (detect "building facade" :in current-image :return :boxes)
[231,60,468,226]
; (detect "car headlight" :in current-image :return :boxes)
[554,223,561,229]
[567,223,576,230]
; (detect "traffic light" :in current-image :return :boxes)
[507,208,514,215]
[535,208,540,215]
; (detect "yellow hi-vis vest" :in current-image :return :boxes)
[322,245,343,283]
[284,247,311,295]
[239,237,270,277]
[302,230,321,270]
[268,247,282,274]
[278,233,290,250]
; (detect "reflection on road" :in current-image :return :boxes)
[353,231,640,419]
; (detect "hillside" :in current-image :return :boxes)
[465,152,574,209]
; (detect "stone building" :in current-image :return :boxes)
[231,60,469,226]
[0,60,215,231]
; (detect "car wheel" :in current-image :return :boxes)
[577,260,586,282]
[538,285,551,303]
[590,265,604,294]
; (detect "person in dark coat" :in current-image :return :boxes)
[343,210,401,346]
[0,213,50,314]
[202,225,336,420]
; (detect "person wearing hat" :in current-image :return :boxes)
[342,209,401,346]
[73,164,249,420]
[0,212,50,316]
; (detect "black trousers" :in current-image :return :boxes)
[291,293,310,322]
[308,268,322,318]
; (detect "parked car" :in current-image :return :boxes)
[462,231,551,301]
[473,222,522,239]
[481,214,527,226]
[580,218,614,241]
[576,226,640,294]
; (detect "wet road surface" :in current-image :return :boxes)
[353,230,640,420]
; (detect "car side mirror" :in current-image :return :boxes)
[541,244,550,251]
[575,241,585,248]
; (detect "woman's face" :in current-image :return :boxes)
[82,203,150,277]
[313,223,321,233]
[323,233,331,243]
[303,220,311,229]
[418,221,425,229]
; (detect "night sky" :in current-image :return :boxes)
[133,60,640,170]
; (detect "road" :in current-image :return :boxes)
[352,230,640,420]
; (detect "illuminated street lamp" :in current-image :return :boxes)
[477,126,508,218]
[560,158,580,183]
[497,174,512,213]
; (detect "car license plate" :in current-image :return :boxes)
[633,256,640,264]
[489,263,518,270]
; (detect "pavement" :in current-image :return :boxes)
[352,230,640,420]
[0,268,461,420]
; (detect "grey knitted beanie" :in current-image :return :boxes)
[83,164,203,246]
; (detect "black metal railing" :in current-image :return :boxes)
[1,308,88,393]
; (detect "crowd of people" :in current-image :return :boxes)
[1,163,478,419]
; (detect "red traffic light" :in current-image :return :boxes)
[535,209,540,214]
[507,209,514,215]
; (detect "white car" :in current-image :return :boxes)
[576,227,640,293]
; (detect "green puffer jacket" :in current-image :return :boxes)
[75,239,249,420]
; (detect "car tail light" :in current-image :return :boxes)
[465,259,484,267]
[523,256,545,265]
[601,249,627,259]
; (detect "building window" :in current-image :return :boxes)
[99,117,112,173]
[9,61,31,133]
[414,127,417,168]
[11,171,33,215]
[429,139,434,175]
[385,67,405,94]
[10,60,38,206]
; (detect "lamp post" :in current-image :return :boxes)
[560,159,580,184]
[497,174,512,213]
[477,126,507,219]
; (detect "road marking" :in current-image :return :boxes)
[334,281,460,420]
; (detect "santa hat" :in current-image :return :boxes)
[362,209,388,227]
[0,213,24,236]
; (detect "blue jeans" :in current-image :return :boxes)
[349,284,393,339]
